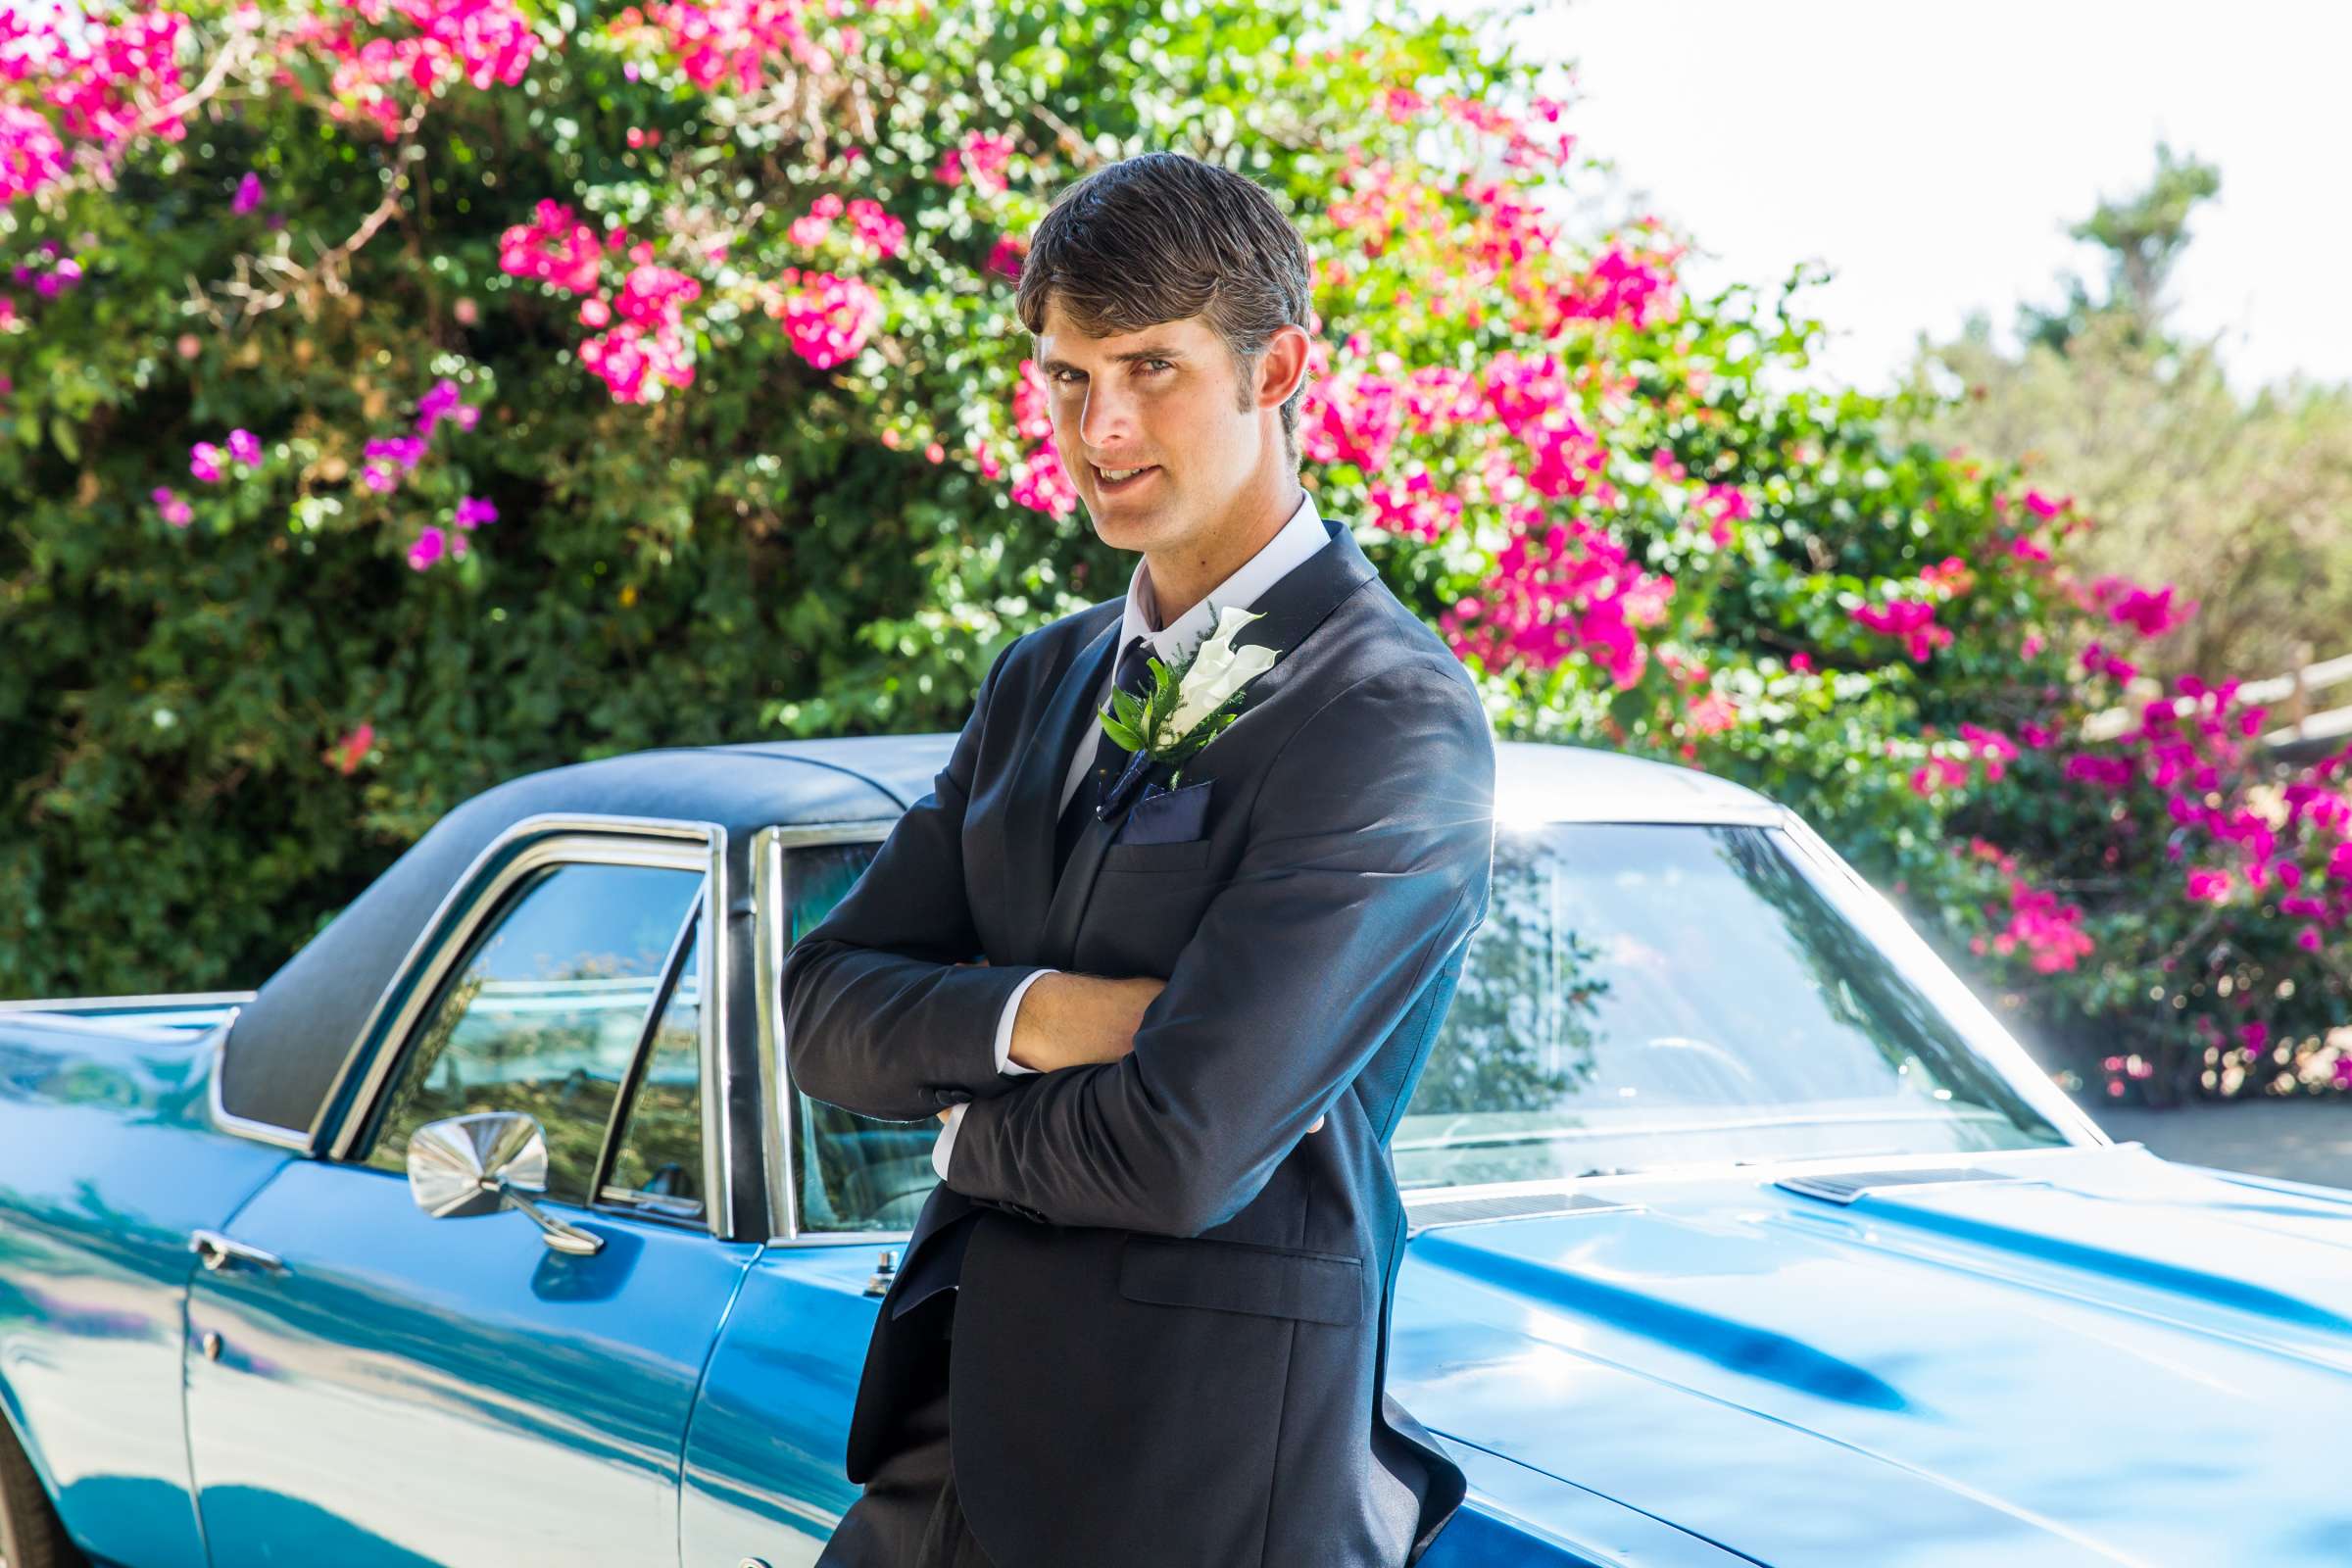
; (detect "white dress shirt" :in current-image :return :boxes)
[930,487,1332,1182]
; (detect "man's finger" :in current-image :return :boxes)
[1309,1113,1325,1133]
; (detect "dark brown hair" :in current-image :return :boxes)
[1015,151,1314,467]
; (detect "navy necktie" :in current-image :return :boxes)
[1053,632,1157,883]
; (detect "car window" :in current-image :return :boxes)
[1396,822,2069,1188]
[784,841,940,1234]
[602,921,706,1222]
[365,860,706,1204]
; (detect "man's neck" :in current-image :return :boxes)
[1142,478,1303,628]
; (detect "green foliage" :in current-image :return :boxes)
[3,0,2344,1105]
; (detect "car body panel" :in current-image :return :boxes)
[0,1010,284,1568]
[182,1155,760,1564]
[1387,1142,2352,1567]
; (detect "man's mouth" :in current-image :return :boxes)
[1093,463,1159,493]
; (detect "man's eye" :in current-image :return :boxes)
[1050,362,1171,384]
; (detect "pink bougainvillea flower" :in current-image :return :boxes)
[621,0,829,94]
[303,0,536,141]
[1008,439,1077,516]
[0,103,71,204]
[2092,576,2196,639]
[406,524,447,570]
[770,270,882,369]
[1851,599,1953,662]
[579,320,695,403]
[612,261,701,329]
[935,129,1014,195]
[226,428,262,466]
[1299,368,1406,473]
[498,200,606,294]
[231,172,266,214]
[324,720,376,775]
[789,191,843,246]
[1684,693,1739,735]
[985,232,1027,280]
[150,486,193,527]
[412,376,478,437]
[453,495,497,529]
[1692,481,1753,545]
[189,442,227,483]
[1439,503,1673,687]
[1366,469,1464,542]
[2184,867,2234,904]
[844,198,905,259]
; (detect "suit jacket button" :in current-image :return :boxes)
[934,1088,972,1106]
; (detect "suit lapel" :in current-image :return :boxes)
[1033,516,1379,966]
[1005,608,1122,960]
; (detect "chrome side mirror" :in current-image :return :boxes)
[407,1111,604,1256]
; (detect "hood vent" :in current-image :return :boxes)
[1405,1190,1639,1236]
[1777,1165,2026,1205]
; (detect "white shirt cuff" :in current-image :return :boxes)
[993,967,1054,1074]
[932,1102,965,1182]
[933,967,1058,1183]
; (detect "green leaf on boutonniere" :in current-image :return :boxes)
[1101,712,1146,751]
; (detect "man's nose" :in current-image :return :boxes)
[1077,384,1136,453]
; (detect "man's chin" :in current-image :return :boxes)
[1090,509,1171,550]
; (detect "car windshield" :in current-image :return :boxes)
[1394,821,2072,1189]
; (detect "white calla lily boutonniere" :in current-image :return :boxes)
[1100,602,1281,795]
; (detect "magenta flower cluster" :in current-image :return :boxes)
[609,0,834,95]
[788,192,907,260]
[0,7,187,203]
[407,495,495,572]
[188,428,265,484]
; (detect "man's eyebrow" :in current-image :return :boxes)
[1036,345,1188,374]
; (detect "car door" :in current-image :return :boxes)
[681,831,954,1564]
[184,833,760,1567]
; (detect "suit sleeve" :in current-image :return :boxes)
[928,967,1054,1180]
[941,659,1496,1236]
[779,637,1054,1123]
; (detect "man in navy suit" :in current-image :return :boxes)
[783,149,1496,1568]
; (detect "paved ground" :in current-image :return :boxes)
[2075,1098,2352,1192]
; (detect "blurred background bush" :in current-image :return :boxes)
[2,0,2345,1104]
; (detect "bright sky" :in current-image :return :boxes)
[1428,0,2352,401]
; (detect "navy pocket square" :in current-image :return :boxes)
[1115,778,1212,846]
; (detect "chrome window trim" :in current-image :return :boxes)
[752,819,902,1243]
[205,1005,315,1152]
[295,812,729,1235]
[588,885,706,1223]
[1767,808,2115,1150]
[0,990,258,1012]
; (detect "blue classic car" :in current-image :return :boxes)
[3,737,2348,1568]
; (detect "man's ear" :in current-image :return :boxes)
[1252,323,1312,413]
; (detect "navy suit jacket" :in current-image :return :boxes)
[781,513,1496,1567]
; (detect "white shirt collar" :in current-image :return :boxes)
[1120,488,1329,664]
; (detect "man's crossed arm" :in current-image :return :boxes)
[938,661,1493,1238]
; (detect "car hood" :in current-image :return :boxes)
[1389,1142,2352,1567]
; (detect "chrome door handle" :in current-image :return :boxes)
[189,1229,286,1275]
